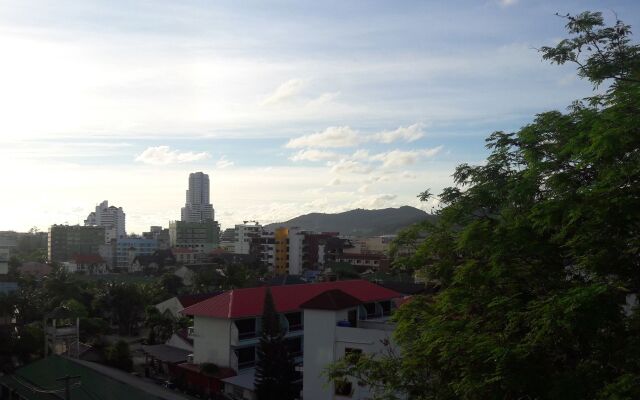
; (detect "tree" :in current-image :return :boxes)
[254,288,298,400]
[106,340,133,371]
[327,11,640,399]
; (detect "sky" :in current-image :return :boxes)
[1,0,639,233]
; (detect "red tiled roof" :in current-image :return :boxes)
[72,254,104,264]
[299,289,363,310]
[181,280,400,319]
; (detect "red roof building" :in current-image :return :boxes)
[181,279,399,319]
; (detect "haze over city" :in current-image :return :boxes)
[1,0,639,234]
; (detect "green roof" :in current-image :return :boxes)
[0,356,193,400]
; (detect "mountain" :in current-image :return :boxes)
[263,206,434,237]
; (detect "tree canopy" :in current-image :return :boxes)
[327,11,640,400]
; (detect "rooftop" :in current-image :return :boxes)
[181,280,400,319]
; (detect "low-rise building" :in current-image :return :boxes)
[61,254,108,274]
[335,253,391,271]
[180,280,400,398]
[17,261,52,278]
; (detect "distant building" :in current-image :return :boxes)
[17,261,52,278]
[169,221,220,254]
[48,225,105,263]
[0,248,9,275]
[270,228,341,275]
[84,200,126,243]
[0,231,18,254]
[114,237,158,268]
[143,226,171,249]
[61,254,108,274]
[334,253,391,271]
[181,172,215,223]
[232,222,262,255]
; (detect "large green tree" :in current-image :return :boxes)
[327,11,640,400]
[254,288,298,400]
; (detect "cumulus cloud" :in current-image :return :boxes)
[261,79,305,106]
[215,155,234,169]
[370,146,443,168]
[286,126,361,148]
[286,123,427,150]
[328,159,373,174]
[372,123,425,143]
[135,146,210,165]
[290,149,339,162]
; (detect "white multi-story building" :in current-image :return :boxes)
[181,172,215,223]
[232,222,262,255]
[84,200,126,243]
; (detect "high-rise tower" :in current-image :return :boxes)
[181,172,215,223]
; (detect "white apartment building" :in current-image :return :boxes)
[84,200,126,243]
[233,222,262,255]
[181,172,215,223]
[302,290,399,400]
[180,280,400,399]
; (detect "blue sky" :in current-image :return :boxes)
[1,0,638,233]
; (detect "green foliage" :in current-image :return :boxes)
[254,289,298,400]
[105,340,133,372]
[328,12,640,399]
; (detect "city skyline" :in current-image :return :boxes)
[1,1,639,233]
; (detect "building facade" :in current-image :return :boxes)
[114,237,158,268]
[48,225,105,263]
[84,200,126,243]
[181,172,215,223]
[169,221,220,254]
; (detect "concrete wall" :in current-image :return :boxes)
[303,309,340,400]
[192,316,232,367]
[155,297,183,319]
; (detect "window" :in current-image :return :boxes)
[347,309,358,327]
[235,346,256,369]
[235,318,257,340]
[380,300,392,316]
[285,312,302,331]
[285,337,302,357]
[363,303,377,319]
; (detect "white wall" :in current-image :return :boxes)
[303,308,398,400]
[303,309,340,400]
[192,316,232,367]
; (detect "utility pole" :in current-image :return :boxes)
[55,375,81,400]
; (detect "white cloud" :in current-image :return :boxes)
[351,149,370,160]
[306,91,341,107]
[215,155,234,169]
[290,149,339,162]
[372,123,425,144]
[286,126,361,148]
[328,159,373,174]
[328,178,342,186]
[371,146,443,168]
[261,79,305,106]
[135,146,210,165]
[350,194,398,209]
[499,0,518,6]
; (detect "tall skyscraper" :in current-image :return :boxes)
[181,172,215,223]
[84,200,126,243]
